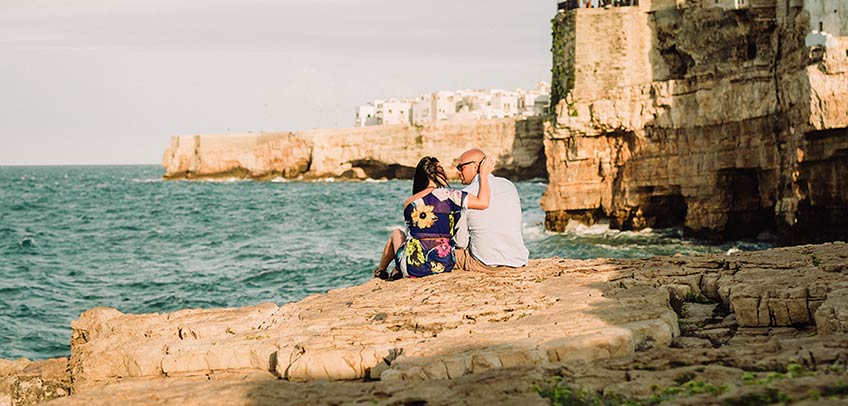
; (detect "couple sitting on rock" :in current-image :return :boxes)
[374,148,529,280]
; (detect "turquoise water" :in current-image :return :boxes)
[0,165,770,360]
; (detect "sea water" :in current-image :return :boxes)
[0,165,772,360]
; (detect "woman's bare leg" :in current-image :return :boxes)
[377,229,405,272]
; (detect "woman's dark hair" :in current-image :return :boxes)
[412,156,448,194]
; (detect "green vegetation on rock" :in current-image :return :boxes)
[533,377,725,406]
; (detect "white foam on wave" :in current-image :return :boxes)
[365,178,387,183]
[615,229,656,240]
[596,243,629,251]
[200,177,249,183]
[270,177,288,183]
[522,221,547,241]
[570,221,613,236]
[131,178,163,183]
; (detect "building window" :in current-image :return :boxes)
[819,22,824,32]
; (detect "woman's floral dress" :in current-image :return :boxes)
[396,188,467,278]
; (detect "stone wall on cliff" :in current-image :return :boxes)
[162,117,547,181]
[543,3,848,243]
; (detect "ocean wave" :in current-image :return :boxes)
[17,237,36,249]
[521,221,547,241]
[240,268,283,285]
[203,178,250,183]
[569,222,613,236]
[595,243,630,251]
[519,177,548,184]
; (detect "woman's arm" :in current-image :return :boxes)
[466,156,495,210]
[403,188,432,209]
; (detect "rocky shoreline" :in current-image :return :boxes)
[2,242,846,405]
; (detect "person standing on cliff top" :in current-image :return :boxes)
[453,148,529,272]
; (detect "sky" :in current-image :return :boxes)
[0,0,555,165]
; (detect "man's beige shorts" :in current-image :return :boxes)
[454,248,512,273]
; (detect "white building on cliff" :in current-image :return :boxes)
[353,81,551,127]
[804,0,847,55]
[354,103,380,127]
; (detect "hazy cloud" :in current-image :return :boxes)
[0,0,554,164]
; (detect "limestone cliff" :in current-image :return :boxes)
[162,117,547,181]
[543,2,848,243]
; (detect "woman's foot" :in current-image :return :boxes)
[387,267,403,281]
[373,267,389,280]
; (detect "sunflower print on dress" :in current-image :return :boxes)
[410,204,437,229]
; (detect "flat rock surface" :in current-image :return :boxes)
[33,242,848,405]
[68,257,680,390]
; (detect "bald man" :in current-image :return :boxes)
[453,148,529,272]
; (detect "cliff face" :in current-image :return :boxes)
[162,117,547,181]
[543,3,848,243]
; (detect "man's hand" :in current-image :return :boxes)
[479,156,495,176]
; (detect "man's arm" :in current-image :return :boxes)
[454,181,479,249]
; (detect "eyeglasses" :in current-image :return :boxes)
[455,161,477,171]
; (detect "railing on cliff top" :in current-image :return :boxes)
[558,0,639,11]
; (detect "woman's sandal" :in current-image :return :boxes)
[373,267,389,280]
[374,267,403,281]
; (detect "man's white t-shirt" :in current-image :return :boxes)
[454,174,529,267]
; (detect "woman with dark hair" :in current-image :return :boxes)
[374,155,494,279]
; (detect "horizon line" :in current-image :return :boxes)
[0,163,161,167]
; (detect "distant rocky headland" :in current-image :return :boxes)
[161,117,547,182]
[3,242,847,405]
